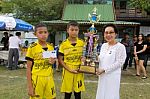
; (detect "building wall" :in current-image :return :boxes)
[140,26,150,36]
[55,31,63,45]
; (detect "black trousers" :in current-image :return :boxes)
[64,92,81,99]
[123,52,132,70]
[144,54,150,69]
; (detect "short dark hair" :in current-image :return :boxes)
[67,21,79,29]
[34,23,47,32]
[147,34,150,37]
[102,24,118,34]
[16,32,21,36]
[9,34,13,37]
[124,32,129,35]
[4,32,8,35]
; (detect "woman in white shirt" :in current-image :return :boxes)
[96,24,126,99]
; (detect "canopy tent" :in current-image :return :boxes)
[0,16,34,31]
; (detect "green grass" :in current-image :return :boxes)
[0,65,150,99]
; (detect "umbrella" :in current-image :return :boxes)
[0,16,34,31]
[14,19,33,31]
[0,22,5,30]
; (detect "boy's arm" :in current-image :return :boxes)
[26,60,35,97]
[58,54,78,74]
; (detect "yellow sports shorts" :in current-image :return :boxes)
[61,64,85,93]
[30,75,56,99]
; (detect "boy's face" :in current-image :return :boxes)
[35,27,49,42]
[67,25,79,38]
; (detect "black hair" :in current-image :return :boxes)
[147,34,150,37]
[9,34,13,37]
[102,24,118,34]
[34,23,47,32]
[67,21,79,29]
[4,32,8,35]
[16,32,21,36]
[138,33,145,41]
[124,32,129,35]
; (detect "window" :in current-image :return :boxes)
[120,1,127,9]
[68,0,86,4]
[87,0,94,4]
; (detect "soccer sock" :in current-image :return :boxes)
[64,92,72,99]
[74,91,81,99]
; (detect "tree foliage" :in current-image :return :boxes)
[1,0,64,24]
[129,0,150,13]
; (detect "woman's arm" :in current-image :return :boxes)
[102,45,126,73]
[136,45,147,54]
[134,46,137,56]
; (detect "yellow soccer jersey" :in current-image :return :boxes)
[26,42,54,76]
[59,38,84,66]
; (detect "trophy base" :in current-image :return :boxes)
[78,65,96,74]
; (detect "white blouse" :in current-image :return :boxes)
[99,42,126,73]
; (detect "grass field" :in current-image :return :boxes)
[0,65,150,99]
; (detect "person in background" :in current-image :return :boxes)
[1,32,9,50]
[96,42,102,54]
[26,23,56,99]
[9,34,13,37]
[58,21,85,99]
[96,24,126,99]
[133,35,138,44]
[8,32,21,70]
[132,35,138,69]
[134,34,147,79]
[24,40,29,48]
[121,33,133,70]
[55,40,62,71]
[144,34,150,69]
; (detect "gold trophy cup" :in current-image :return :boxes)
[78,7,100,74]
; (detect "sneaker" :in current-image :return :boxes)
[136,74,140,76]
[141,76,147,79]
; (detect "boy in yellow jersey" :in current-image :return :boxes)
[26,23,56,99]
[58,21,85,99]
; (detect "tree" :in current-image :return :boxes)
[1,0,64,24]
[129,0,150,13]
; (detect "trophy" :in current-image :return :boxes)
[78,7,100,74]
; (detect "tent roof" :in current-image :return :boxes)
[42,20,140,26]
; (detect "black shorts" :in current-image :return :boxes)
[137,54,145,60]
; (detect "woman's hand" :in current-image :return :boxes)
[49,57,56,64]
[134,56,138,60]
[134,52,137,56]
[96,68,105,75]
